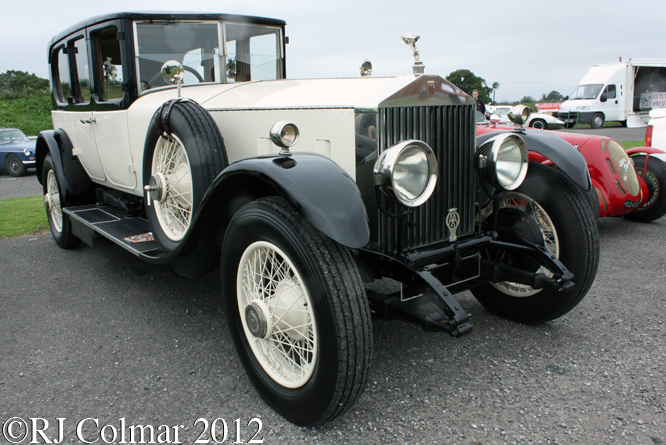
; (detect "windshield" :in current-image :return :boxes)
[475,110,487,124]
[570,84,603,100]
[135,20,282,93]
[495,107,510,116]
[0,129,29,144]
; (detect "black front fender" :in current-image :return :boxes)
[477,129,591,190]
[210,154,370,249]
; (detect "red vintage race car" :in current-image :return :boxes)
[476,107,666,222]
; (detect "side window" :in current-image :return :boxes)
[52,45,72,103]
[605,84,616,99]
[91,26,124,101]
[73,37,91,103]
[225,24,281,83]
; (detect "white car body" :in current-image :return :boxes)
[647,108,666,162]
[53,76,421,195]
[489,105,564,129]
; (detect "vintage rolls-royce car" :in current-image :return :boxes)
[38,12,599,426]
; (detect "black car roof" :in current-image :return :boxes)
[50,11,286,46]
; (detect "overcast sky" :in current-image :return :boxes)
[1,0,664,102]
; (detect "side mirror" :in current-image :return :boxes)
[360,60,372,77]
[161,60,185,85]
[600,92,607,103]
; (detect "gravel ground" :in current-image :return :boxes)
[1,215,665,445]
[0,170,42,200]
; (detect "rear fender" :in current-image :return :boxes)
[477,129,591,190]
[35,130,92,203]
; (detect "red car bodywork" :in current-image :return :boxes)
[476,124,665,218]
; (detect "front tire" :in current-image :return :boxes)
[590,113,605,129]
[42,154,80,249]
[144,101,227,252]
[530,119,547,130]
[624,155,666,222]
[221,197,372,426]
[6,154,27,177]
[471,162,600,324]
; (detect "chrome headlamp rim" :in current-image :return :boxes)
[477,133,529,191]
[508,105,531,126]
[269,120,300,148]
[373,140,438,207]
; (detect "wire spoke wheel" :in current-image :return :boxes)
[222,197,372,425]
[45,169,63,233]
[237,241,317,388]
[41,154,80,249]
[151,133,193,241]
[490,192,560,297]
[471,162,599,324]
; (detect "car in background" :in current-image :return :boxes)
[645,108,666,162]
[488,105,564,130]
[477,108,666,222]
[0,128,36,176]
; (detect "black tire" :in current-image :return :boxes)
[586,186,600,220]
[144,101,228,252]
[5,154,27,177]
[590,113,605,129]
[624,155,666,222]
[42,154,80,249]
[530,119,547,130]
[221,197,372,426]
[471,162,600,324]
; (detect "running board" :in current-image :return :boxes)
[64,205,164,260]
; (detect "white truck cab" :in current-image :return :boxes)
[556,60,666,129]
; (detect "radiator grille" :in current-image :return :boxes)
[378,105,476,254]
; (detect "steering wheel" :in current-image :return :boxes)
[146,65,205,89]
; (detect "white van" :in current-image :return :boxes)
[555,59,666,129]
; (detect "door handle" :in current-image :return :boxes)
[79,118,96,124]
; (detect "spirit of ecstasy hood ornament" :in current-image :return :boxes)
[397,33,425,75]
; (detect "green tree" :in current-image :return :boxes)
[520,95,535,104]
[445,69,492,103]
[0,70,52,135]
[546,90,563,102]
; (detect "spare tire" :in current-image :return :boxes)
[143,100,228,252]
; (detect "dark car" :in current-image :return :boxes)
[0,128,36,176]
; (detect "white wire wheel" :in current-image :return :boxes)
[490,191,560,297]
[45,168,63,233]
[151,133,193,242]
[236,240,317,389]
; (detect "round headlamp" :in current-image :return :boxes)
[23,148,31,156]
[476,133,529,191]
[270,121,300,148]
[507,105,531,126]
[373,140,438,207]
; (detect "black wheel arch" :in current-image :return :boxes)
[35,130,93,204]
[476,129,591,191]
[167,154,370,278]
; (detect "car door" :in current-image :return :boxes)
[88,23,137,191]
[50,36,106,182]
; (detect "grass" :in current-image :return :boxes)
[620,140,644,149]
[0,196,49,238]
